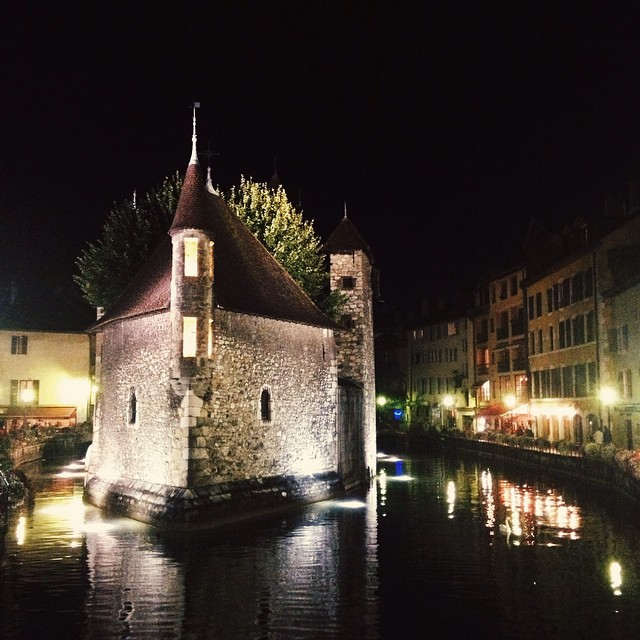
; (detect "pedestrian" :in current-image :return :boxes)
[603,425,612,444]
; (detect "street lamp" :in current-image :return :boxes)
[442,395,454,429]
[20,387,35,427]
[504,394,516,431]
[600,386,617,442]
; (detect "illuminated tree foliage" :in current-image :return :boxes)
[75,173,344,318]
[74,172,182,310]
[225,176,345,318]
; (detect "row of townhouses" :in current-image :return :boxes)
[379,208,640,450]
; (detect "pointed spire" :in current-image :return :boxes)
[189,102,200,165]
[205,141,220,194]
[170,103,213,233]
[206,165,218,194]
[268,156,280,190]
[323,206,374,264]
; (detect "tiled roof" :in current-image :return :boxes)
[91,163,336,330]
[322,215,374,264]
[169,162,213,233]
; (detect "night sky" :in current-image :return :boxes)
[3,2,640,309]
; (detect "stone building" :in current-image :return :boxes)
[83,115,376,528]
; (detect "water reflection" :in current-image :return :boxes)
[3,452,640,638]
[476,467,583,547]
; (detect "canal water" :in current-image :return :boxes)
[2,448,640,639]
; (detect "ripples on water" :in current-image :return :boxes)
[1,451,640,639]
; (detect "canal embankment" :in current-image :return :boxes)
[1,424,92,469]
[378,428,640,509]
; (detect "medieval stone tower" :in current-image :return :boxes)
[84,112,376,527]
[324,212,377,484]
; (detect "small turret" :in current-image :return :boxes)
[168,104,215,395]
[324,209,377,478]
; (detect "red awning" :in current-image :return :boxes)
[0,406,77,420]
[475,403,507,417]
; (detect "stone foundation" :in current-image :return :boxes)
[84,471,345,529]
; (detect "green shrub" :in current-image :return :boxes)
[584,442,600,458]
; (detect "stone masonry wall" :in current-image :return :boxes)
[189,310,338,486]
[330,251,377,475]
[90,312,186,486]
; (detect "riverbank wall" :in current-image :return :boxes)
[4,428,91,469]
[378,430,640,509]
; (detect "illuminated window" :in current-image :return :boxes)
[184,238,199,277]
[10,380,39,405]
[183,317,197,357]
[10,335,28,354]
[260,388,272,422]
[209,241,214,278]
[207,319,213,358]
[128,387,137,424]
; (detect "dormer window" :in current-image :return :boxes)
[184,238,199,277]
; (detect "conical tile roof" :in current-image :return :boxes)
[90,163,335,330]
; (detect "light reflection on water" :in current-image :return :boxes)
[1,452,640,638]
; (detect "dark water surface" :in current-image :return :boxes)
[2,448,640,639]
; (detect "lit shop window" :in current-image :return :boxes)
[183,317,197,357]
[184,238,199,277]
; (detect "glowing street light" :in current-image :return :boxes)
[20,386,35,427]
[600,386,617,438]
[442,395,454,429]
[504,394,516,430]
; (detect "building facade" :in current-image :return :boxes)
[407,307,474,431]
[0,283,94,429]
[524,250,598,443]
[400,209,640,450]
[84,116,376,527]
